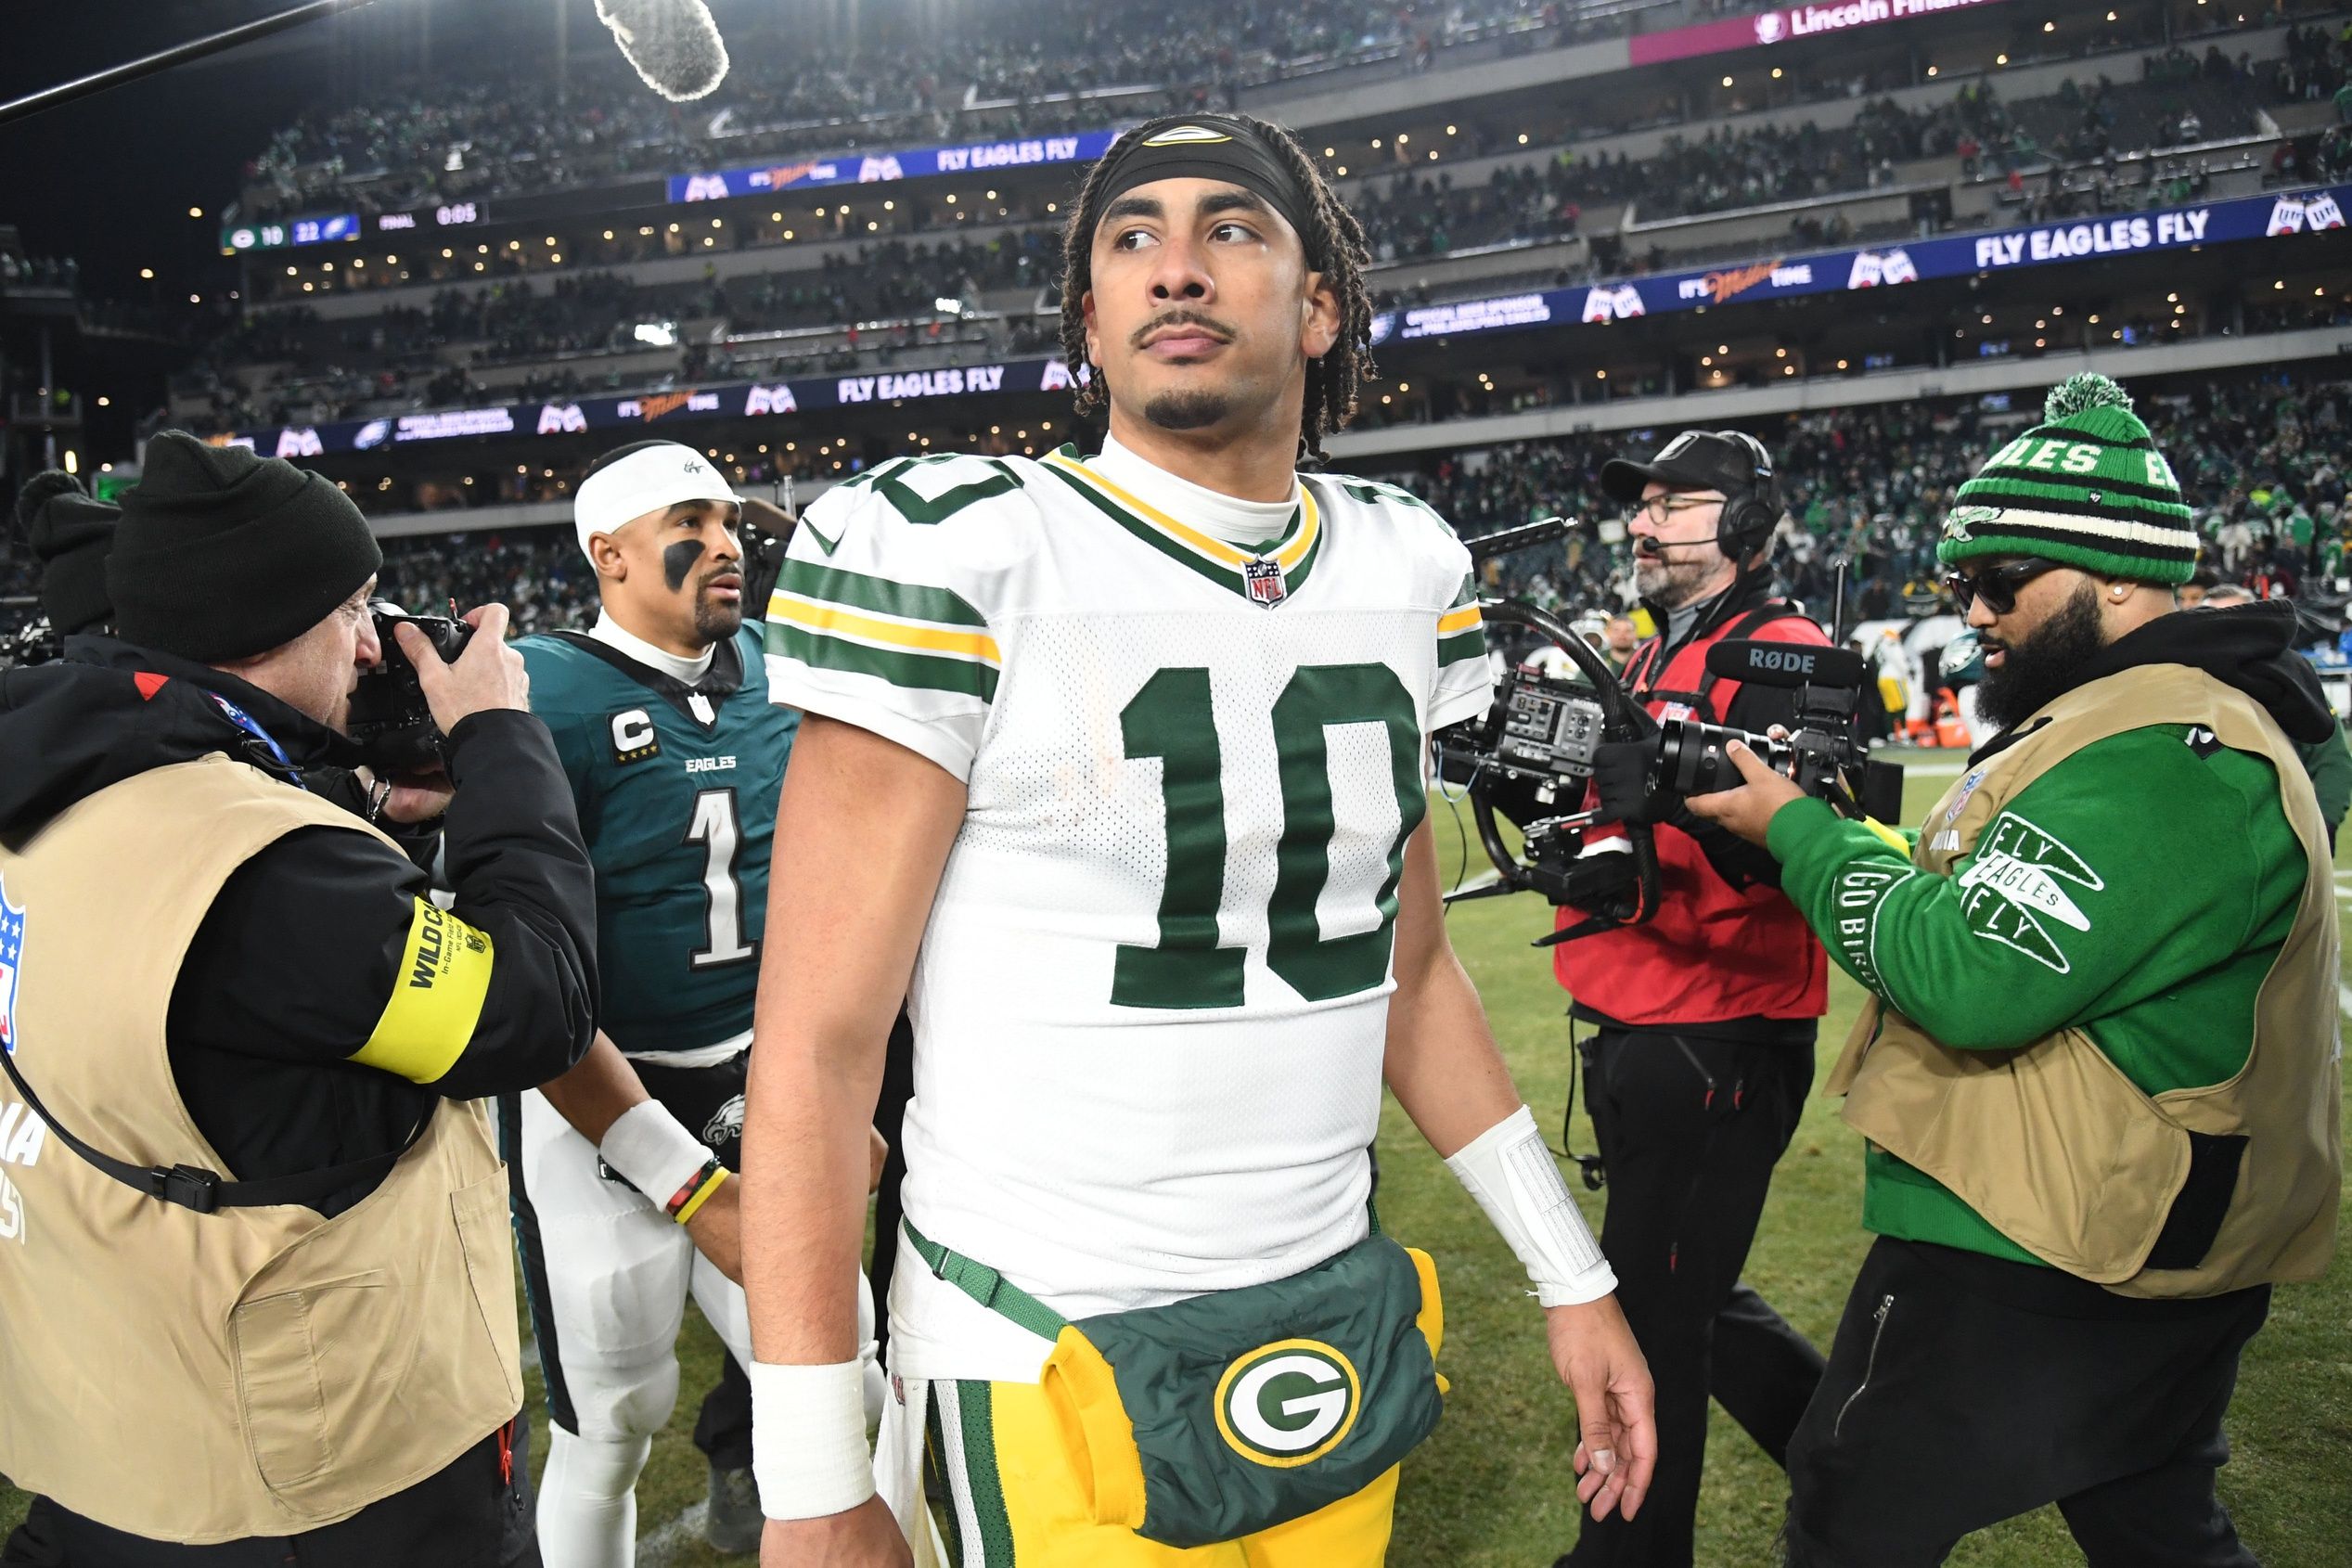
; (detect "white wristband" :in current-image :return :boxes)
[750,1359,876,1520]
[598,1099,712,1208]
[1445,1103,1617,1307]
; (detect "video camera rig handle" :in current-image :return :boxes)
[1447,595,1662,937]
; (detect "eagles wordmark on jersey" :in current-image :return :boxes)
[765,444,1488,1376]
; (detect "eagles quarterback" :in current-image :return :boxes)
[742,114,1657,1566]
[512,442,881,1566]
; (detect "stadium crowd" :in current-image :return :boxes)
[154,373,2331,658]
[238,0,1673,221]
[1414,372,2352,624]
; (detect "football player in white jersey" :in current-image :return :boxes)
[742,114,1656,1567]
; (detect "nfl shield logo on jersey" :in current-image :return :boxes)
[1242,558,1288,609]
[0,878,24,1057]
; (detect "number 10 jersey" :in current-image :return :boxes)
[765,446,1490,1371]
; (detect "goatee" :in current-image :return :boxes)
[1142,390,1232,431]
[1975,582,2109,734]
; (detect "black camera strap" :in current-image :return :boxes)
[0,1043,431,1215]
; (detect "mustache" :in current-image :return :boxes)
[1130,309,1236,350]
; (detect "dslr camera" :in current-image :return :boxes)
[345,599,472,774]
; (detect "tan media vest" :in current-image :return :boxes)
[1828,663,2342,1298]
[0,755,523,1543]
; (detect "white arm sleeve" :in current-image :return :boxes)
[1445,1103,1616,1307]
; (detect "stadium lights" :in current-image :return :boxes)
[1337,166,1348,176]
[2042,19,2054,30]
[783,229,795,239]
[668,223,681,233]
[1772,67,1782,79]
[189,293,200,303]
[1047,203,1058,213]
[285,265,297,276]
[1927,65,1938,76]
[1996,53,2008,65]
[2088,313,2100,323]
[986,190,997,200]
[1371,138,1382,148]
[1517,133,1528,144]
[884,199,894,211]
[1721,75,1733,87]
[606,229,616,239]
[551,253,562,263]
[1428,150,1438,161]
[1596,369,1607,379]
[944,194,957,204]
[546,235,558,245]
[1446,125,1457,135]
[386,254,398,264]
[96,395,110,407]
[1702,355,1713,366]
[1837,359,1849,369]
[442,248,453,258]
[2273,280,2284,289]
[711,218,722,228]
[139,266,154,279]
[1324,147,1335,157]
[187,206,202,218]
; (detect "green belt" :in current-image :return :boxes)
[903,1217,1070,1341]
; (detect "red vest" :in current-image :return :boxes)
[1554,606,1830,1026]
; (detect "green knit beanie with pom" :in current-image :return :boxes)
[1936,373,2198,585]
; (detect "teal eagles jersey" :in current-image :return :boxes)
[518,623,795,1055]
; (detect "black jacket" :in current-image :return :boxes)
[0,638,598,1216]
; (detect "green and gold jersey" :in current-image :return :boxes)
[764,443,1489,1377]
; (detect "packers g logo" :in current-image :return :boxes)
[1213,1339,1361,1468]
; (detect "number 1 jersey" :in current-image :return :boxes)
[765,445,1490,1370]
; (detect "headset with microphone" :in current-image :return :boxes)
[1632,431,1780,564]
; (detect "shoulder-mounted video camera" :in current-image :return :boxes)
[1433,518,1902,942]
[345,599,472,774]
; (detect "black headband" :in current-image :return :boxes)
[1092,118,1321,268]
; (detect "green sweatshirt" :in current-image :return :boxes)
[1767,726,2307,1265]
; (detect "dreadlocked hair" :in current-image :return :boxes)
[1056,114,1377,466]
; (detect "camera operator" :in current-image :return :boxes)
[0,433,598,1567]
[1689,376,2340,1565]
[1551,430,1830,1568]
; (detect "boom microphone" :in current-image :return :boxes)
[1704,638,1868,690]
[596,0,730,101]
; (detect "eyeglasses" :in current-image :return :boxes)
[1626,494,1725,527]
[1941,557,2063,616]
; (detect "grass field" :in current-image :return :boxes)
[6,758,2349,1565]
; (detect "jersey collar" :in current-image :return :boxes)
[1041,444,1324,607]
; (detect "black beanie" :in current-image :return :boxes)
[17,470,118,636]
[108,431,382,662]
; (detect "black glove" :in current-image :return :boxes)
[1590,738,1679,826]
[1558,839,1642,916]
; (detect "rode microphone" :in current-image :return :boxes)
[597,0,731,100]
[1704,638,1868,690]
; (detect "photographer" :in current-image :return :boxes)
[1551,431,1830,1568]
[1690,376,2340,1565]
[0,433,597,1567]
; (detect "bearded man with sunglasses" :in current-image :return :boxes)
[1689,375,2341,1567]
[1549,430,1832,1568]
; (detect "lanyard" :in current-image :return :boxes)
[205,691,304,789]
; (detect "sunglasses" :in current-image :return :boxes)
[1941,557,2063,616]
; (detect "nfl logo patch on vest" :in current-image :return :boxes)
[1243,558,1288,608]
[0,877,23,1056]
